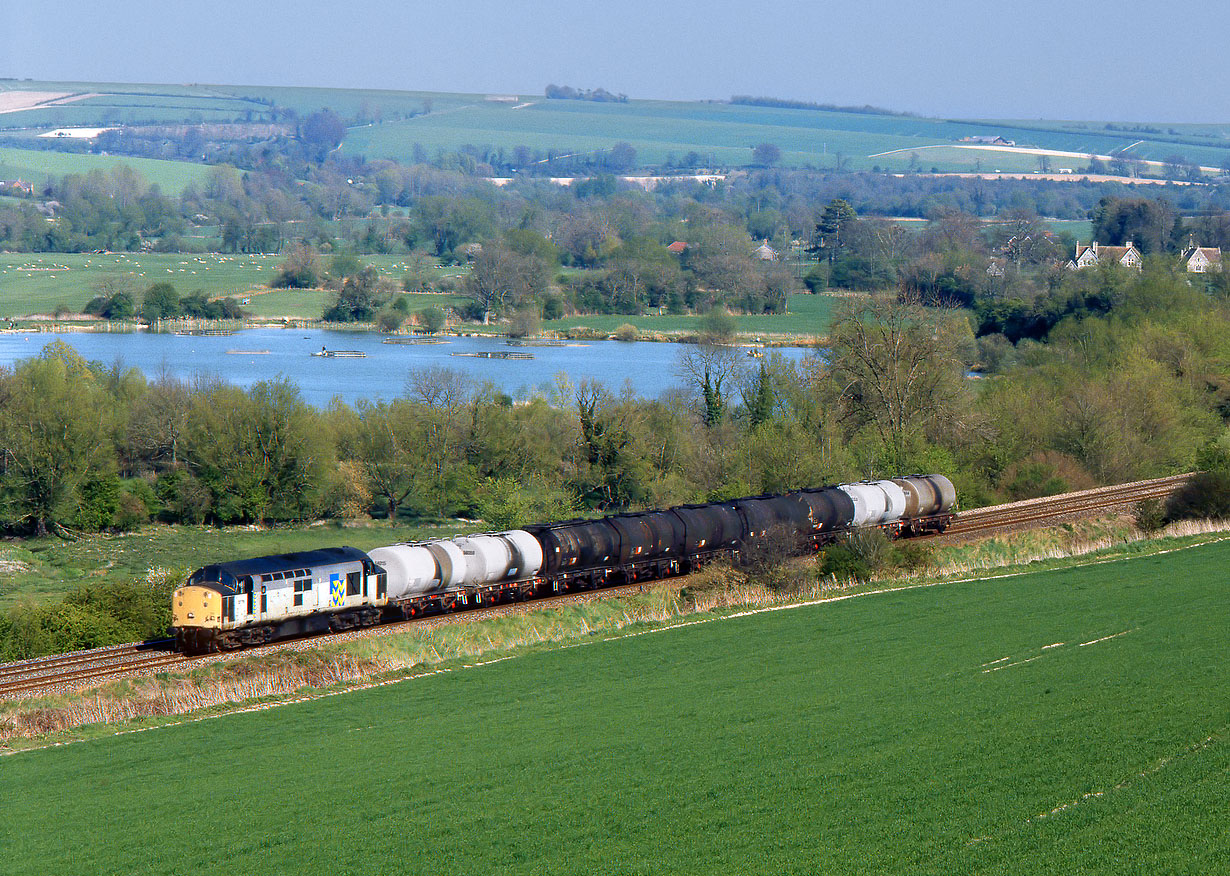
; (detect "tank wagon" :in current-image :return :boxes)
[173,475,955,654]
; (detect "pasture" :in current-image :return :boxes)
[0,146,210,194]
[0,253,461,318]
[1,536,1225,873]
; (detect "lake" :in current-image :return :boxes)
[0,328,814,405]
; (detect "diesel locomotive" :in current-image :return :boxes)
[172,474,956,654]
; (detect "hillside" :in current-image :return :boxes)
[4,80,1230,174]
[2,535,1225,874]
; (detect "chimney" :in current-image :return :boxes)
[1125,240,1133,250]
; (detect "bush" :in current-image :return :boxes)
[1165,471,1230,522]
[379,310,405,332]
[819,529,894,582]
[418,305,446,333]
[613,323,639,342]
[1134,499,1166,532]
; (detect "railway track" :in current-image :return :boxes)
[0,640,186,700]
[936,473,1192,541]
[0,473,1196,701]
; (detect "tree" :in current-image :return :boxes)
[1091,197,1178,255]
[814,199,858,263]
[0,343,116,535]
[323,266,384,322]
[606,142,637,172]
[139,282,181,322]
[751,143,781,167]
[300,110,345,156]
[418,305,447,334]
[464,242,548,323]
[271,242,323,288]
[822,294,970,469]
[677,341,744,428]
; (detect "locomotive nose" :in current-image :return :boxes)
[173,586,221,628]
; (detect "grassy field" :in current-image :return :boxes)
[1,535,1226,873]
[0,253,465,318]
[0,520,466,607]
[0,146,211,194]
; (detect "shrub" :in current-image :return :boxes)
[1134,499,1166,532]
[507,305,541,338]
[1165,471,1230,521]
[379,310,405,332]
[613,323,639,342]
[418,305,446,333]
[819,529,893,582]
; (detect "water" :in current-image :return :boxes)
[0,328,813,406]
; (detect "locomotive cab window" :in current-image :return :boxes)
[346,571,361,596]
[293,578,312,607]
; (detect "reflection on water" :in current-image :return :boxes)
[0,328,812,406]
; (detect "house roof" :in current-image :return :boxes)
[666,241,688,254]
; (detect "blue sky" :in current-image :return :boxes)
[7,1,1225,122]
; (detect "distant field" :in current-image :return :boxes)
[8,81,1230,173]
[2,536,1226,873]
[0,146,210,194]
[0,253,462,318]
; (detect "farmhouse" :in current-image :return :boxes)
[1066,240,1142,271]
[1180,242,1222,273]
[665,240,688,255]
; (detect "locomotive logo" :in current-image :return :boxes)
[330,574,344,607]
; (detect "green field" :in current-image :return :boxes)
[8,81,1230,173]
[0,253,464,318]
[0,146,210,194]
[0,520,463,608]
[2,537,1225,873]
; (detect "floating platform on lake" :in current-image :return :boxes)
[383,337,449,345]
[451,351,534,360]
[176,329,234,336]
[505,339,565,347]
[226,349,271,355]
[311,349,367,358]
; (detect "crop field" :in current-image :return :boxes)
[2,537,1225,873]
[0,146,210,194]
[0,520,463,607]
[0,253,461,318]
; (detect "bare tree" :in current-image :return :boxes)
[821,293,970,465]
[677,341,746,427]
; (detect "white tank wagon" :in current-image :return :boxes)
[370,530,544,616]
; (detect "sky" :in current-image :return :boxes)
[5,0,1226,122]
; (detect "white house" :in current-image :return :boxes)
[1066,240,1142,271]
